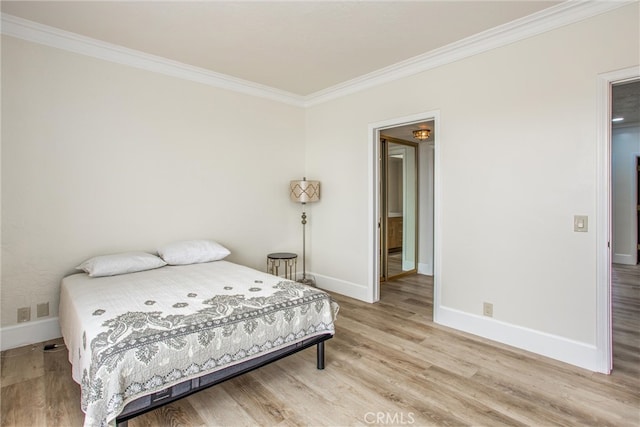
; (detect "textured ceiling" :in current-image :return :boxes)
[1,1,561,96]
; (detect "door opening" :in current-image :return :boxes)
[597,68,640,374]
[368,110,439,305]
[610,79,640,376]
[612,80,640,267]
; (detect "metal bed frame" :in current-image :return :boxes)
[115,334,332,426]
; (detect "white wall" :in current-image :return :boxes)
[612,125,640,265]
[305,4,638,367]
[1,36,305,328]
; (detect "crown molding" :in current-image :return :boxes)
[1,1,634,108]
[0,13,306,107]
[303,0,636,107]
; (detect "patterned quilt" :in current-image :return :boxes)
[59,261,338,427]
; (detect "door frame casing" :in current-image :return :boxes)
[596,66,640,374]
[367,110,440,306]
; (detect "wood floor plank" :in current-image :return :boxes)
[0,345,43,388]
[331,340,523,427]
[129,398,208,427]
[420,365,566,427]
[336,315,480,378]
[250,360,358,426]
[221,371,290,426]
[1,377,47,426]
[186,386,261,427]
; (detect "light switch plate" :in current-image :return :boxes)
[574,215,588,232]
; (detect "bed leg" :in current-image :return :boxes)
[316,341,325,370]
[116,419,128,427]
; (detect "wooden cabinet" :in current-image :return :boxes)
[388,216,403,251]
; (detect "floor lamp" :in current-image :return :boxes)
[290,177,320,286]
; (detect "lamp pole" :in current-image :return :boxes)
[301,207,307,283]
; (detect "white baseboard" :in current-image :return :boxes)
[436,306,602,373]
[613,253,636,265]
[418,262,433,275]
[313,272,371,302]
[0,317,61,351]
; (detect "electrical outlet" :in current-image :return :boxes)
[37,302,49,318]
[574,215,588,232]
[17,307,31,323]
[483,302,493,317]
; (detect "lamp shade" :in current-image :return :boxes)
[290,179,320,203]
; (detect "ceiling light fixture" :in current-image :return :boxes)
[612,117,624,122]
[412,129,431,140]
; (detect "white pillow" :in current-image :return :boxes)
[76,252,167,277]
[157,240,230,265]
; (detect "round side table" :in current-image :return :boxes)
[267,252,297,280]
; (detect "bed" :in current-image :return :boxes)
[59,254,338,427]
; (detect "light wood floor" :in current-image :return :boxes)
[2,264,638,426]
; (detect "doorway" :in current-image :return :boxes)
[612,80,640,267]
[368,110,439,305]
[596,67,640,374]
[610,79,640,377]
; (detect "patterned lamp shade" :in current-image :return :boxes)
[290,178,320,203]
